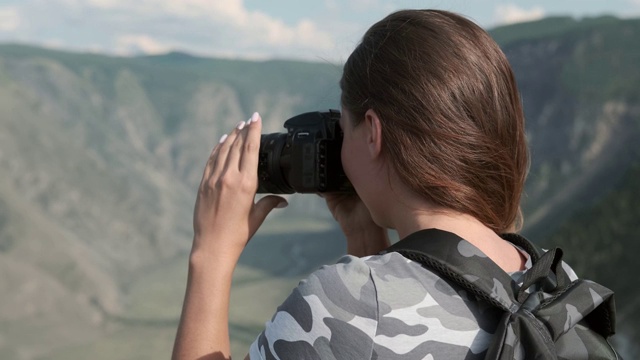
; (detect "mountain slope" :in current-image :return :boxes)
[0,45,340,359]
[0,15,639,359]
[540,159,640,357]
[501,17,640,236]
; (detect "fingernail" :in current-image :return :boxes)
[275,200,288,209]
[219,134,228,143]
[251,112,260,123]
[237,121,245,130]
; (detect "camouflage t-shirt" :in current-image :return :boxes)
[249,248,577,359]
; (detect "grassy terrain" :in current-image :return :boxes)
[1,15,639,360]
[42,224,346,359]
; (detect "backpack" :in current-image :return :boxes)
[382,228,620,359]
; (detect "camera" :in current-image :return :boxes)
[257,110,354,194]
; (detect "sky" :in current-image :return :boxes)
[0,0,638,63]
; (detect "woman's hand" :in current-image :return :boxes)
[192,112,287,260]
[323,193,390,257]
[173,112,286,360]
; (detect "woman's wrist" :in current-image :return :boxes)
[189,236,243,274]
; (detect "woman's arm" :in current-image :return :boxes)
[172,113,287,360]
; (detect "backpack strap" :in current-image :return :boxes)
[381,228,520,312]
[502,234,573,301]
[503,233,616,339]
[382,228,618,359]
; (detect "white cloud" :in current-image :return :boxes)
[627,0,640,13]
[0,6,21,32]
[67,0,333,59]
[349,0,381,11]
[494,4,546,25]
[0,0,354,61]
[330,0,394,13]
[243,14,333,49]
[86,0,122,9]
[324,0,339,11]
[115,34,172,55]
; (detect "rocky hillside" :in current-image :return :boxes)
[494,16,640,235]
[498,17,640,356]
[0,15,638,359]
[0,46,342,359]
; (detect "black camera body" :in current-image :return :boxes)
[257,110,354,194]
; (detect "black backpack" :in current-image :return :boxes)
[382,229,619,359]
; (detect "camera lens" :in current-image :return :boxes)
[257,110,353,194]
[257,132,293,194]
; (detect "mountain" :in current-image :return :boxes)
[494,16,640,233]
[0,44,343,359]
[495,17,640,355]
[0,15,639,359]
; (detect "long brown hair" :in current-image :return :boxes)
[340,9,529,233]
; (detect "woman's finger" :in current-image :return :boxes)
[240,112,262,174]
[201,135,226,184]
[209,121,244,182]
[225,119,249,173]
[249,195,288,238]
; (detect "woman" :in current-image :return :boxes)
[173,9,545,359]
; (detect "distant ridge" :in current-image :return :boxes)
[0,15,635,64]
[489,15,623,46]
[0,15,638,359]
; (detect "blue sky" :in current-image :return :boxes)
[0,0,638,63]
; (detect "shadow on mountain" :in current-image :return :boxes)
[238,227,346,278]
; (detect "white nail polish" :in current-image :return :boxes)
[219,134,228,143]
[237,121,245,130]
[251,112,260,123]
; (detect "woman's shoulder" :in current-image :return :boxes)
[303,251,479,304]
[305,253,499,357]
[297,252,450,305]
[305,252,493,334]
[250,253,501,359]
[249,255,381,359]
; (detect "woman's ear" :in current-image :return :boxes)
[364,109,383,158]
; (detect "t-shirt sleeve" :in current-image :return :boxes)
[249,255,379,360]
